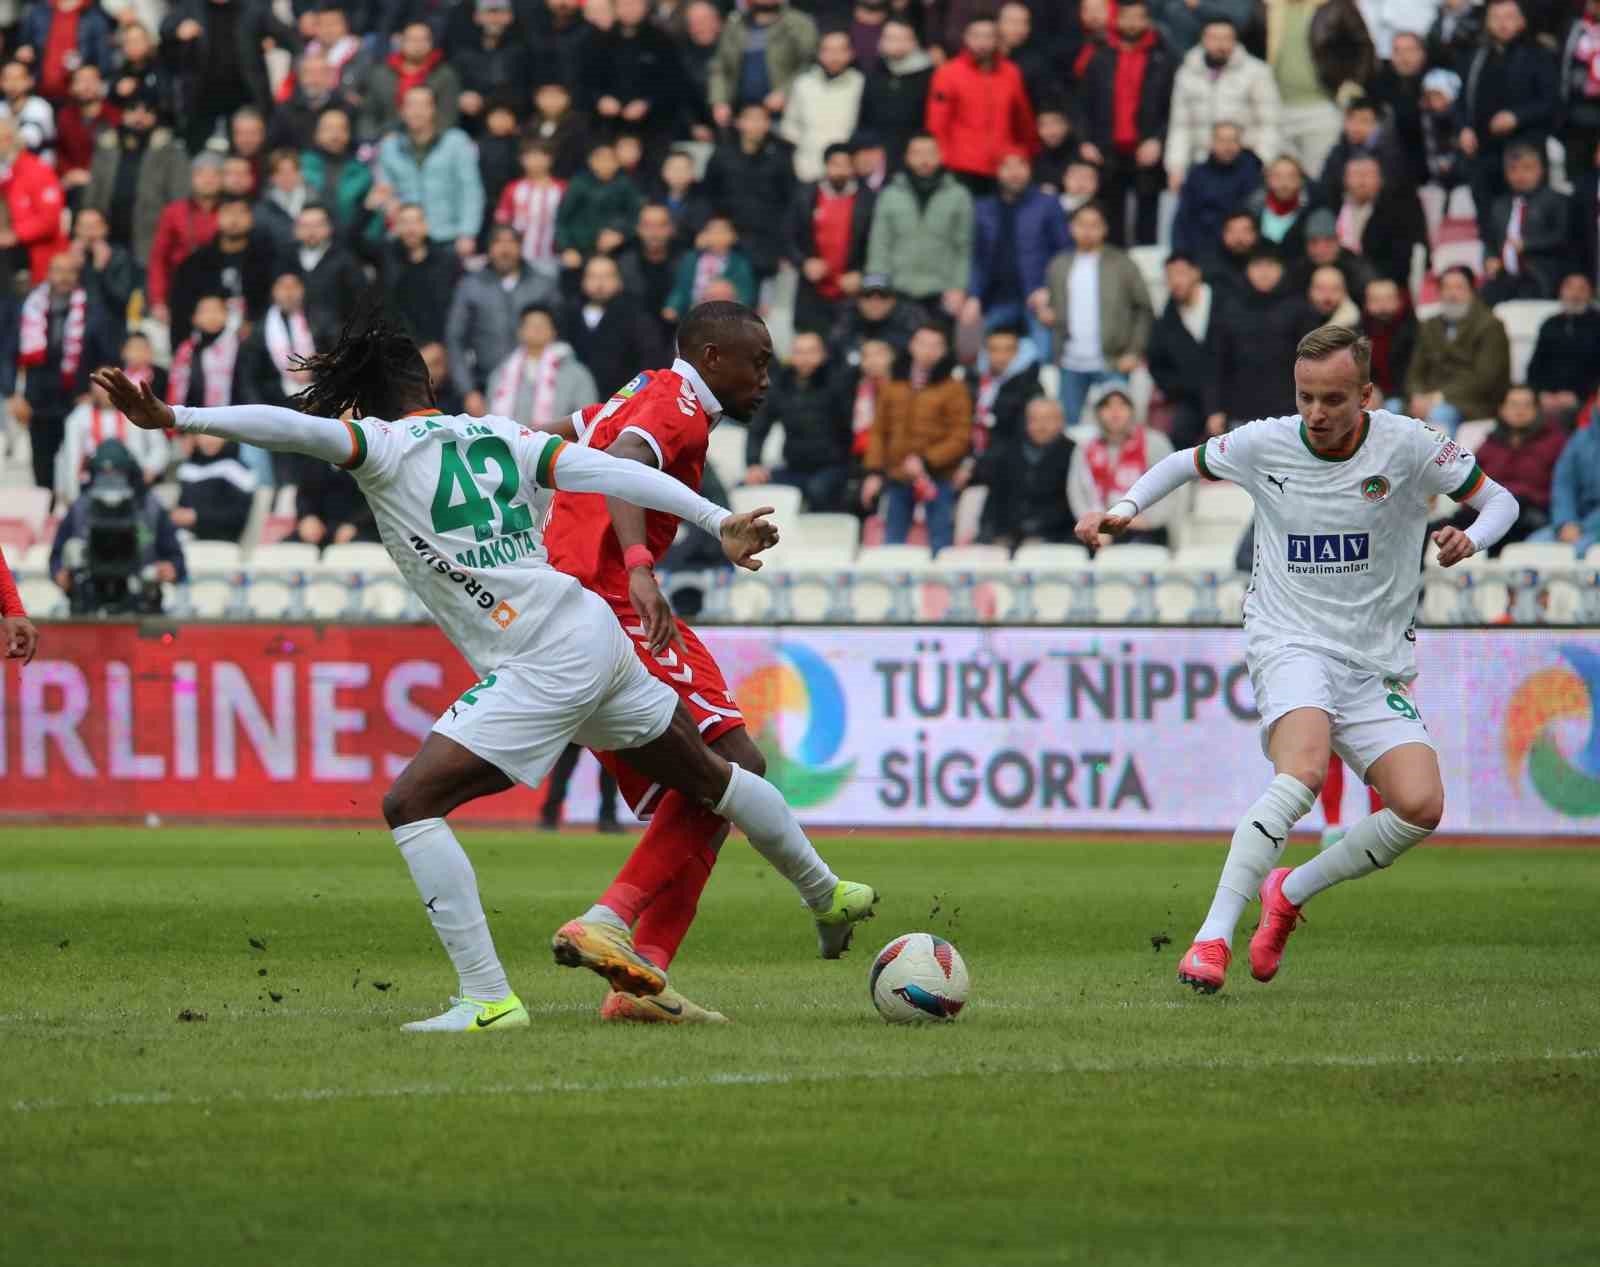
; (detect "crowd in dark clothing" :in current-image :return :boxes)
[4,0,1600,568]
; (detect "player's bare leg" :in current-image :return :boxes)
[1179,708,1325,993]
[1250,743,1442,980]
[383,734,530,1031]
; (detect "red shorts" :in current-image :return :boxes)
[594,595,745,817]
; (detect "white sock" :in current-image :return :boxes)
[713,762,838,909]
[393,817,511,1002]
[582,903,627,930]
[1195,774,1317,944]
[1283,809,1431,905]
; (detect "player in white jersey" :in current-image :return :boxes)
[1075,326,1520,993]
[91,313,878,1033]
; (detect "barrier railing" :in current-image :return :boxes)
[14,562,1600,625]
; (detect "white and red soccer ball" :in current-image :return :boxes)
[869,933,970,1024]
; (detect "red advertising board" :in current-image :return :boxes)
[0,623,549,822]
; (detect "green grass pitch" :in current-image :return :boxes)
[3,825,1598,1267]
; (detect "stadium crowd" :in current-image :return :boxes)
[2,0,1600,592]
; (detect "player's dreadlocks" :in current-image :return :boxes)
[290,306,435,421]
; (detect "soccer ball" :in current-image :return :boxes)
[869,933,969,1024]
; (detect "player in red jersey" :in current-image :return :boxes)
[544,302,878,1022]
[1,544,39,663]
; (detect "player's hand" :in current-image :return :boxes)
[720,508,779,572]
[91,368,173,431]
[1075,511,1131,551]
[1432,525,1476,567]
[627,564,683,656]
[2,615,38,664]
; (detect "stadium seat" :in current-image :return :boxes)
[184,572,240,619]
[1191,481,1254,524]
[182,541,244,571]
[11,485,51,535]
[755,421,785,469]
[705,421,747,492]
[725,572,778,622]
[953,485,987,546]
[19,575,65,616]
[360,576,413,619]
[1498,542,1584,570]
[780,563,849,622]
[1430,238,1483,278]
[854,544,933,572]
[1010,542,1089,569]
[1091,543,1171,571]
[22,542,51,572]
[0,518,33,555]
[1172,544,1239,571]
[320,543,396,573]
[252,542,321,571]
[731,483,801,522]
[1129,244,1169,311]
[793,512,859,557]
[1492,300,1561,384]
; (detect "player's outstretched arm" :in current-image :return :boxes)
[1433,475,1520,567]
[545,440,778,568]
[92,368,356,466]
[1074,447,1201,550]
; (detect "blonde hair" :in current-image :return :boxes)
[1295,324,1371,383]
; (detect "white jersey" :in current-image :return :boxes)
[1197,409,1485,680]
[344,409,585,677]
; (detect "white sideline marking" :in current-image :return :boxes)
[9,1048,1597,1116]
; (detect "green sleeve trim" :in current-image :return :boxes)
[1195,443,1216,481]
[534,436,566,489]
[1448,463,1486,502]
[339,419,367,471]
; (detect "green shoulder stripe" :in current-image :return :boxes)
[1195,443,1216,481]
[1448,462,1486,502]
[535,436,566,488]
[339,419,367,471]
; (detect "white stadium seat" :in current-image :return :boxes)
[1010,542,1089,570]
[731,483,802,523]
[1130,244,1169,311]
[953,485,988,545]
[251,542,321,571]
[1492,300,1561,384]
[183,573,240,619]
[854,544,933,572]
[320,543,397,573]
[793,512,859,557]
[19,576,65,617]
[705,421,747,492]
[936,545,1010,569]
[11,485,52,535]
[1191,481,1254,524]
[1172,544,1239,571]
[22,542,51,572]
[1091,543,1171,571]
[1498,542,1585,570]
[182,541,243,571]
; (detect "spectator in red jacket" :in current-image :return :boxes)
[925,15,1036,194]
[56,64,118,198]
[0,116,68,284]
[147,153,222,326]
[1438,384,1566,551]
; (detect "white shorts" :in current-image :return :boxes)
[1250,646,1434,780]
[431,590,678,789]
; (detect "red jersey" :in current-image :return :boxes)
[544,363,713,602]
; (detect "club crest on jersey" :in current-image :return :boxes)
[1287,532,1371,575]
[1361,475,1390,503]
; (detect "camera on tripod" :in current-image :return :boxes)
[61,462,163,616]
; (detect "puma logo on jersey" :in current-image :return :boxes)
[1265,474,1289,493]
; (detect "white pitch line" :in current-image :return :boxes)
[9,1048,1597,1116]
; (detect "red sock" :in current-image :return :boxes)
[1367,784,1383,813]
[634,839,720,970]
[598,790,723,926]
[1321,754,1344,827]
